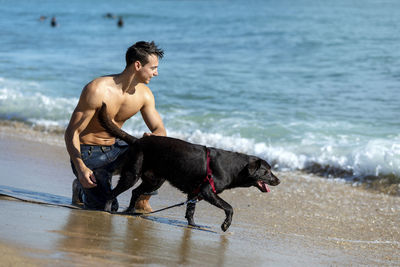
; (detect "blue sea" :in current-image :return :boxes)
[1,0,399,188]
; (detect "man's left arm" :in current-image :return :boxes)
[140,88,167,137]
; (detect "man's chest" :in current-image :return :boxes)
[106,94,143,123]
[114,103,141,122]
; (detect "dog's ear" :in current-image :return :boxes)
[247,159,262,176]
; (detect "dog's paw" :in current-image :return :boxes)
[104,201,113,212]
[221,220,231,232]
[186,217,195,227]
[188,222,197,228]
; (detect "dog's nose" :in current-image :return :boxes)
[272,178,280,186]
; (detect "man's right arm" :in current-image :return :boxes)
[64,83,102,188]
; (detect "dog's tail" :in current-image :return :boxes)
[98,102,138,144]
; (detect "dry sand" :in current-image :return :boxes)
[0,122,399,266]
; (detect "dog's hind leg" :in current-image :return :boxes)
[105,170,141,212]
[125,177,166,213]
[104,148,143,212]
[200,189,233,232]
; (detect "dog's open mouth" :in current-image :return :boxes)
[256,180,270,193]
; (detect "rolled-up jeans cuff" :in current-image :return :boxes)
[142,190,158,196]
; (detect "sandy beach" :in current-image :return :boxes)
[0,122,399,266]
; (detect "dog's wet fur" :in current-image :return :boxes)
[98,103,280,231]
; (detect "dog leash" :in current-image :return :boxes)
[131,198,199,216]
[0,193,83,210]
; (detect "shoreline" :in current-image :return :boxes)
[1,119,398,196]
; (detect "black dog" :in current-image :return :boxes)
[99,103,280,231]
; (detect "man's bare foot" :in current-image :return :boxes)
[134,195,153,213]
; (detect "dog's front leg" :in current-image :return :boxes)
[201,189,233,232]
[185,194,197,226]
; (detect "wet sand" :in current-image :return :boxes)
[0,123,399,266]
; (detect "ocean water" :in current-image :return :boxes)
[0,0,399,187]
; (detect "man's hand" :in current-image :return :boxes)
[143,132,154,137]
[78,166,97,188]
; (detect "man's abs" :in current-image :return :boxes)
[79,117,117,146]
[80,133,116,146]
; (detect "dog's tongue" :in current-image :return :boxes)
[257,181,271,193]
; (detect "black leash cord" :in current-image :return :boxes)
[132,198,198,216]
[0,193,198,216]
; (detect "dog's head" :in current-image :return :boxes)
[243,157,280,192]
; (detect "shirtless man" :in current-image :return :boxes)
[65,41,166,212]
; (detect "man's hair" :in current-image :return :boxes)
[125,41,164,68]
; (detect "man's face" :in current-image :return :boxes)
[136,54,159,84]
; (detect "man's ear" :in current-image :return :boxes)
[247,159,262,176]
[134,60,142,71]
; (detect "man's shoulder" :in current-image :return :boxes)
[83,76,115,96]
[136,83,154,98]
[133,84,155,108]
[136,82,151,91]
[80,77,114,108]
[87,76,114,89]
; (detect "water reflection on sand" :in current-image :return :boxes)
[55,209,231,266]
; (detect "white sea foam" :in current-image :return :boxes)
[122,123,400,179]
[0,79,78,126]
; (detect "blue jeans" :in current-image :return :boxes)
[71,139,157,211]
